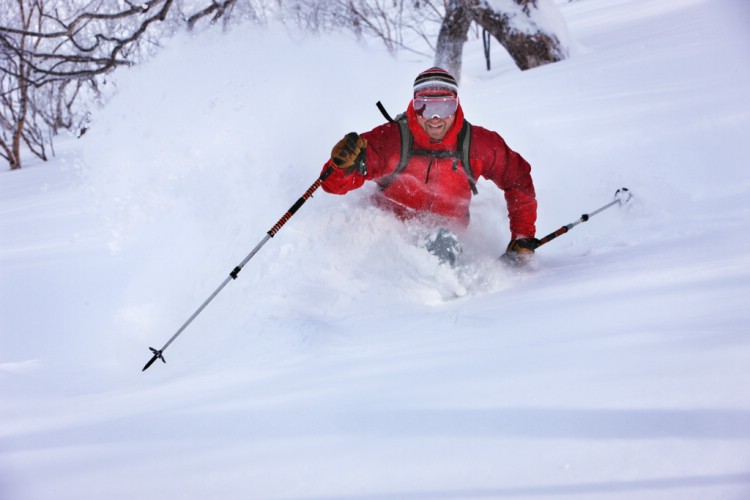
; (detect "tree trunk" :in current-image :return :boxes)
[11,97,26,170]
[10,1,30,169]
[434,0,473,82]
[12,61,29,171]
[434,0,570,76]
[468,0,567,70]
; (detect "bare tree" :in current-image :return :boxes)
[291,0,571,81]
[185,0,277,31]
[436,0,570,80]
[469,0,568,70]
[287,0,441,58]
[1,0,176,87]
[0,0,572,171]
[1,0,41,170]
[0,0,286,170]
[0,0,179,170]
[434,0,472,81]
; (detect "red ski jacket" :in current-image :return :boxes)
[321,102,537,240]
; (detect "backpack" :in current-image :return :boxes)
[375,101,478,195]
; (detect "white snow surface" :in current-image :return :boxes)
[2,0,750,499]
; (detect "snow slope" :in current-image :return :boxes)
[1,0,750,499]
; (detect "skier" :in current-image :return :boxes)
[321,67,538,266]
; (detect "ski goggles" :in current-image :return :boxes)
[413,96,459,119]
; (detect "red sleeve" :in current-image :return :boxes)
[320,159,366,194]
[321,122,400,195]
[473,127,537,240]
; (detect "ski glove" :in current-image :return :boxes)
[500,237,540,267]
[331,132,367,176]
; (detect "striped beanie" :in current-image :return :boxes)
[413,67,459,98]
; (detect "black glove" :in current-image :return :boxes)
[500,237,540,266]
[331,132,367,176]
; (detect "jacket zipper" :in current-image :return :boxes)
[425,158,435,185]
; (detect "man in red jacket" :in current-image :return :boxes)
[322,67,538,266]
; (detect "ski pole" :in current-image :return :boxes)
[142,165,336,372]
[534,187,632,249]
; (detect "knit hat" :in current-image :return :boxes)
[413,67,459,98]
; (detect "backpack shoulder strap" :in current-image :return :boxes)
[458,120,478,195]
[377,113,412,191]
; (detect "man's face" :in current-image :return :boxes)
[416,114,456,141]
[413,96,458,141]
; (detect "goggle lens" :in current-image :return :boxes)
[414,97,458,119]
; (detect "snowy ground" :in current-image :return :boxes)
[2,0,750,499]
